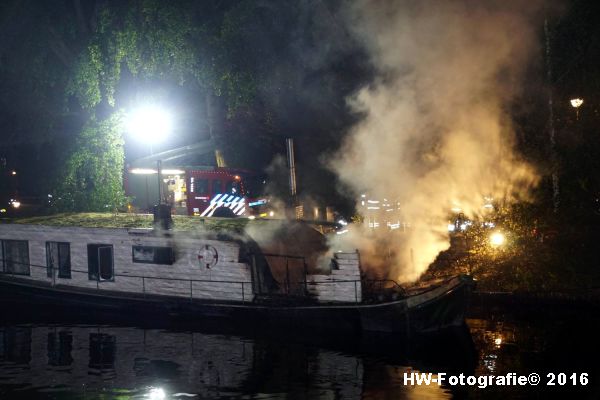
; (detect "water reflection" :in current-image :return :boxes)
[466,312,600,399]
[0,324,470,399]
[3,313,597,399]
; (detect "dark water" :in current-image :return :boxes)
[0,305,598,399]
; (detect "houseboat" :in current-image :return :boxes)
[0,214,473,334]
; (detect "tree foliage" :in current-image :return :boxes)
[55,112,127,212]
[65,0,256,112]
[50,0,263,211]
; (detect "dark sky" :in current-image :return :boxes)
[0,0,599,213]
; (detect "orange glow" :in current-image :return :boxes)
[490,231,505,247]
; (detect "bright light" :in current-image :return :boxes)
[570,98,584,108]
[10,200,20,209]
[0,209,6,213]
[11,171,16,176]
[336,229,349,235]
[162,169,185,175]
[148,387,166,400]
[247,215,256,220]
[448,224,456,232]
[494,337,502,346]
[130,168,185,175]
[127,105,172,143]
[269,211,275,217]
[131,168,157,175]
[490,231,505,247]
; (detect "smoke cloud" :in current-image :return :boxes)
[330,0,543,282]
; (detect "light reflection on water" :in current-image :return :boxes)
[0,311,598,399]
[0,324,458,399]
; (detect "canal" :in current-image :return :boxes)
[0,302,598,399]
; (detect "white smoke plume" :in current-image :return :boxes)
[330,0,543,282]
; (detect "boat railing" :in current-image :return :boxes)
[1,258,408,304]
[0,259,253,303]
[360,279,406,302]
[260,278,405,303]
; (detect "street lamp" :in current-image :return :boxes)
[127,105,172,153]
[126,105,173,206]
[570,98,584,120]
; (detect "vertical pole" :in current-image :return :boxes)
[142,276,146,297]
[242,282,245,303]
[157,159,162,205]
[145,176,150,210]
[354,280,358,304]
[190,280,193,303]
[286,138,298,211]
[286,139,297,198]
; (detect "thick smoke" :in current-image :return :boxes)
[330,0,542,282]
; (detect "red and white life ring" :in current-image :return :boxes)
[197,245,218,269]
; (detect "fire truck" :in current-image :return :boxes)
[125,165,269,217]
[124,141,268,217]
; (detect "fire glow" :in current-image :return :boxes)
[329,0,540,282]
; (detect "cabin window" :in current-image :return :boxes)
[1,240,30,276]
[87,244,114,281]
[46,242,71,279]
[194,179,208,194]
[132,246,174,265]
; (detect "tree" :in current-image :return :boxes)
[55,112,127,212]
[48,0,261,210]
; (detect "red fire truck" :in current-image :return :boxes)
[125,165,268,217]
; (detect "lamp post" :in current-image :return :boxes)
[127,105,173,206]
[570,98,584,121]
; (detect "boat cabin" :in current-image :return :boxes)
[0,214,362,304]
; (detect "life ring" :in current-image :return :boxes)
[197,245,219,269]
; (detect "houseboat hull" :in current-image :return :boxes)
[0,274,472,334]
[0,218,472,334]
